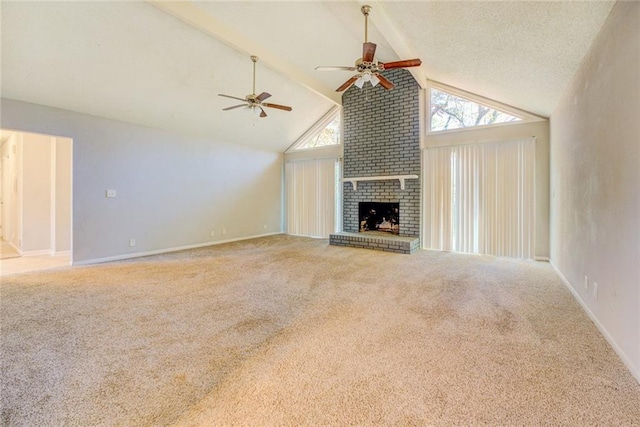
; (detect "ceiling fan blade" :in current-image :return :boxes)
[256,92,272,101]
[362,42,377,62]
[336,76,359,92]
[315,66,358,72]
[259,107,267,118]
[222,104,247,111]
[218,94,247,102]
[262,103,292,112]
[380,59,422,70]
[377,74,395,90]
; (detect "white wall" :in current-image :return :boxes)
[550,1,639,381]
[425,120,550,259]
[1,133,21,247]
[21,132,53,252]
[53,137,72,253]
[1,99,283,264]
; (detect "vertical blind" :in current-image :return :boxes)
[285,158,339,238]
[424,138,536,258]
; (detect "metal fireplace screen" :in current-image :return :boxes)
[358,202,400,235]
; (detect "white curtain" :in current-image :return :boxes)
[424,138,536,258]
[285,158,339,238]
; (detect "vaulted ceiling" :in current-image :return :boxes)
[1,1,615,152]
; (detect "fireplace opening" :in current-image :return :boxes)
[359,202,400,235]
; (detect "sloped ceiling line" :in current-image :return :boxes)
[147,0,342,105]
[2,1,616,151]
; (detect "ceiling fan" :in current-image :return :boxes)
[218,56,292,118]
[316,5,422,92]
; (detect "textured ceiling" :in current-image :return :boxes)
[1,1,615,151]
[380,1,616,116]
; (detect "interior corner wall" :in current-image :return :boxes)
[425,120,550,259]
[0,98,283,264]
[550,1,640,381]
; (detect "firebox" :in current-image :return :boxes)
[359,202,400,235]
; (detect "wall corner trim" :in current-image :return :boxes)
[550,260,640,384]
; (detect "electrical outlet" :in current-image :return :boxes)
[210,230,215,237]
[263,224,267,230]
[593,282,598,300]
[584,275,589,290]
[129,238,136,247]
[222,227,227,235]
[106,189,117,198]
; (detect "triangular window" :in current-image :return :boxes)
[288,107,341,151]
[298,115,340,149]
[430,87,522,132]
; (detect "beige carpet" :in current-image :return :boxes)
[1,235,639,426]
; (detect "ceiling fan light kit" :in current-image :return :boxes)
[218,55,292,118]
[315,5,422,93]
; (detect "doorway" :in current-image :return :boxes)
[0,129,72,271]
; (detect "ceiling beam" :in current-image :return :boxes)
[147,1,342,105]
[361,0,428,89]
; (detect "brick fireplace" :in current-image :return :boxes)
[330,69,421,254]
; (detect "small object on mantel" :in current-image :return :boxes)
[344,175,418,191]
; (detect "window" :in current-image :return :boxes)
[429,87,522,132]
[287,106,341,152]
[285,158,340,238]
[423,138,536,258]
[296,115,340,150]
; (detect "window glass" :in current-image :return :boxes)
[295,115,340,150]
[430,88,521,132]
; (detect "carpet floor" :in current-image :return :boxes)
[1,235,639,426]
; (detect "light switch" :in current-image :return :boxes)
[106,189,117,198]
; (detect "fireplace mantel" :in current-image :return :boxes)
[344,175,419,191]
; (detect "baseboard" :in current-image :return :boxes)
[72,232,283,266]
[534,256,550,261]
[21,249,52,257]
[17,249,70,257]
[550,260,640,384]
